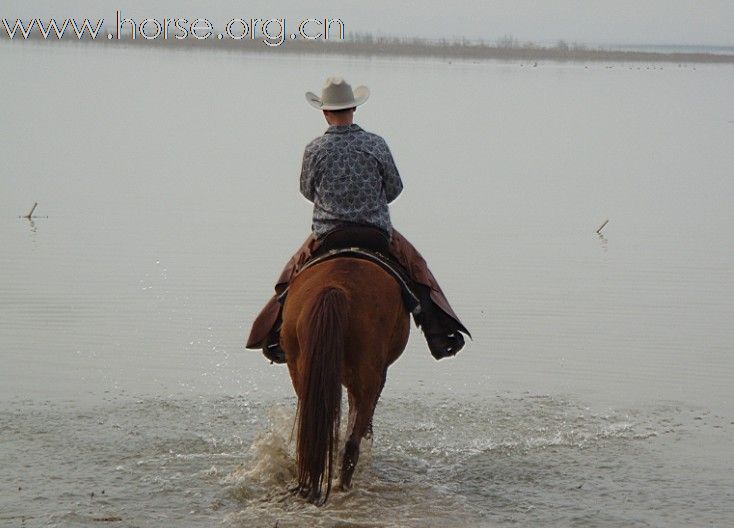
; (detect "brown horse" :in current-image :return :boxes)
[280,257,410,503]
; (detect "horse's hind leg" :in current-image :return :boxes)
[340,381,384,490]
[340,403,369,489]
[338,392,356,490]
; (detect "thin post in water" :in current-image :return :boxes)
[24,202,38,219]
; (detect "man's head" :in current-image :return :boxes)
[306,77,369,120]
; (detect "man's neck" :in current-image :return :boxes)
[328,117,353,126]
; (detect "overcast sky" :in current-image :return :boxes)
[3,0,733,46]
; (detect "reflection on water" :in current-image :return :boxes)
[1,42,733,526]
[24,217,37,233]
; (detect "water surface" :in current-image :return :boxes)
[1,42,733,527]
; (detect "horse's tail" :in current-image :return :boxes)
[296,286,347,502]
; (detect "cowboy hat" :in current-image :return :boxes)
[305,76,370,111]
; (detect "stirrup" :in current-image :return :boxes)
[263,342,286,364]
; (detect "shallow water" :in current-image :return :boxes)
[4,394,730,527]
[1,42,733,527]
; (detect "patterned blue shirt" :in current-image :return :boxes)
[300,123,403,239]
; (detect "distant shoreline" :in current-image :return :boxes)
[4,32,734,64]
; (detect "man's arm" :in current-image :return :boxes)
[382,142,403,203]
[299,145,318,202]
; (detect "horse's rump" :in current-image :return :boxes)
[280,258,410,502]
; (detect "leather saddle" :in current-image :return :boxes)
[275,247,422,315]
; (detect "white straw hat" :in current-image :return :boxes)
[305,76,370,110]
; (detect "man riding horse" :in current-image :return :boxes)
[246,76,470,361]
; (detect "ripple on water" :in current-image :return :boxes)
[2,393,728,527]
[221,395,687,527]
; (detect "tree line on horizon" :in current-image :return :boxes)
[5,25,732,63]
[348,31,592,52]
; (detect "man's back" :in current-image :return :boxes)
[300,123,403,239]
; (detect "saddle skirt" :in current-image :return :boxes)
[276,247,422,315]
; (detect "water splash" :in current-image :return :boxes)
[224,405,298,501]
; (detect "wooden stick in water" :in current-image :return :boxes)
[596,219,609,234]
[24,202,38,219]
